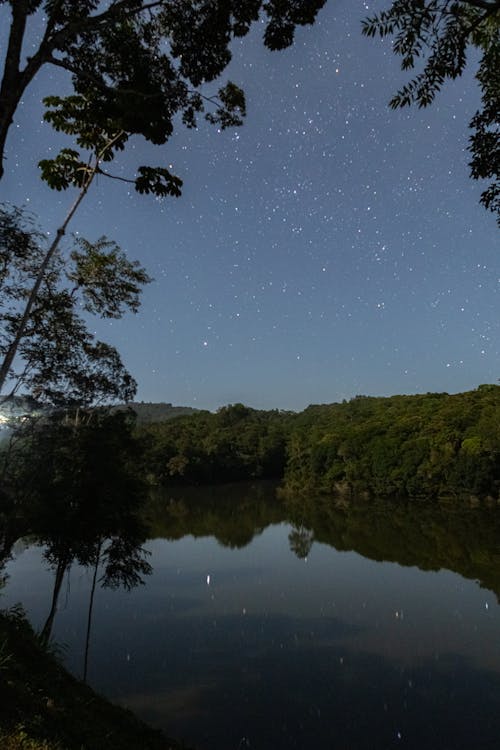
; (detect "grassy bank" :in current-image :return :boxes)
[0,606,191,750]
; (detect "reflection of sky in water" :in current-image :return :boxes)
[5,523,500,750]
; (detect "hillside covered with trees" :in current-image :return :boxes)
[137,385,500,501]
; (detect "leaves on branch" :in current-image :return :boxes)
[42,95,128,160]
[68,237,152,318]
[39,149,90,191]
[205,81,246,129]
[0,204,149,407]
[135,166,183,197]
[362,0,500,224]
[263,0,328,50]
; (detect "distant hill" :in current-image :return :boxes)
[0,396,199,428]
[112,402,201,424]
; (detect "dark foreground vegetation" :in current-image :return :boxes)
[0,411,190,749]
[0,606,188,750]
[138,385,500,501]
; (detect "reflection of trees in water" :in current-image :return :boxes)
[145,481,285,549]
[285,494,500,601]
[146,484,500,599]
[288,526,314,559]
[0,411,153,678]
[38,531,152,679]
[4,411,500,677]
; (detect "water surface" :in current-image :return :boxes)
[4,484,500,749]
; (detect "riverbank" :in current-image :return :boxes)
[0,607,191,750]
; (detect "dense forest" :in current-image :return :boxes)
[135,385,500,501]
[2,385,498,506]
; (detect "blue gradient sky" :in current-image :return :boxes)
[2,1,498,410]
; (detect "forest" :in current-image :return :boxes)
[135,384,500,500]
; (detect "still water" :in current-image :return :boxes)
[4,483,500,749]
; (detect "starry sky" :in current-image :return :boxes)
[1,0,499,411]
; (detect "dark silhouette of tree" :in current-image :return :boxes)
[0,0,327,180]
[362,0,500,225]
[4,410,153,652]
[0,204,151,403]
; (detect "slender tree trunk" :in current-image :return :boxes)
[0,125,125,393]
[0,171,94,393]
[83,540,102,682]
[39,553,70,647]
[0,1,47,180]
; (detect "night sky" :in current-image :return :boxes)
[1,1,499,411]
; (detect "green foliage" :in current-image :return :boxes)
[362,0,500,224]
[0,1,327,181]
[0,634,12,671]
[283,492,500,597]
[205,81,247,128]
[134,166,183,197]
[68,237,152,318]
[144,481,284,549]
[0,204,150,407]
[0,729,59,750]
[282,385,500,499]
[139,404,292,485]
[111,402,199,424]
[1,410,153,606]
[41,95,128,159]
[137,386,500,499]
[38,149,90,191]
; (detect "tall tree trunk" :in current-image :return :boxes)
[0,171,93,392]
[0,1,42,180]
[0,126,124,393]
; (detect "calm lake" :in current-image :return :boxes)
[4,482,500,749]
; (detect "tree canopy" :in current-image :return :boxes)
[363,0,500,224]
[0,2,328,411]
[0,204,151,406]
[136,386,500,500]
[0,0,327,181]
[1,1,497,218]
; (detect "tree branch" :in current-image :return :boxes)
[458,0,500,10]
[47,0,167,51]
[47,55,164,102]
[96,169,135,184]
[0,131,124,392]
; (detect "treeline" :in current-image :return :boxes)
[137,385,500,500]
[139,403,291,484]
[2,386,499,502]
[111,401,199,424]
[284,385,500,499]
